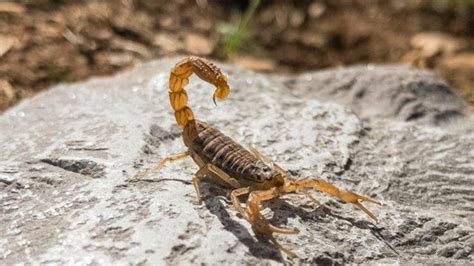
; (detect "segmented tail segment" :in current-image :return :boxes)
[169,56,230,128]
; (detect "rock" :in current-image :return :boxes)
[280,64,471,127]
[0,58,472,264]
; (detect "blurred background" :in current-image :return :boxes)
[0,0,473,112]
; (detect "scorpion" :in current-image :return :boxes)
[131,56,381,256]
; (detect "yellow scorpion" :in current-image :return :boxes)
[132,56,381,256]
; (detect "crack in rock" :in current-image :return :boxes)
[141,125,181,155]
[40,158,105,178]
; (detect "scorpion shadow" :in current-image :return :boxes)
[202,186,399,261]
[266,199,401,259]
[147,178,399,260]
[127,177,284,260]
[200,183,285,261]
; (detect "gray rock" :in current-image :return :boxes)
[0,58,472,264]
[279,65,470,126]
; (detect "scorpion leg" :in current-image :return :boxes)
[206,164,242,188]
[192,166,208,205]
[191,163,242,204]
[301,190,321,205]
[201,165,255,221]
[230,187,250,220]
[251,147,321,206]
[129,151,190,181]
[284,179,381,222]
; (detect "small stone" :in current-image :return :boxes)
[0,2,25,13]
[439,52,474,70]
[0,80,15,99]
[153,33,182,53]
[184,33,215,55]
[230,56,276,72]
[0,35,16,57]
[410,32,467,57]
[290,9,305,28]
[111,38,152,58]
[308,2,326,18]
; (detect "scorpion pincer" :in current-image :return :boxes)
[131,56,382,256]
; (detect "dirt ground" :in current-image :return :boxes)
[0,0,473,112]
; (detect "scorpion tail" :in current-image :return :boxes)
[169,56,230,128]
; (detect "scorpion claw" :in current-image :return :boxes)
[249,211,298,236]
[338,191,381,222]
[249,214,297,256]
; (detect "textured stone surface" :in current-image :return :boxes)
[279,65,470,126]
[0,58,473,264]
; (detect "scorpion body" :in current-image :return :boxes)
[132,56,381,256]
[190,120,281,187]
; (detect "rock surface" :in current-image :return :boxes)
[0,58,473,264]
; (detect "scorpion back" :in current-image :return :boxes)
[191,120,281,186]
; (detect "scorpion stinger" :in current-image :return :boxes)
[168,56,230,128]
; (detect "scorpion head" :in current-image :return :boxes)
[252,161,281,183]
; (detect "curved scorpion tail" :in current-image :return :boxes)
[169,56,230,129]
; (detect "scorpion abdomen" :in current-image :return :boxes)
[189,121,272,183]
